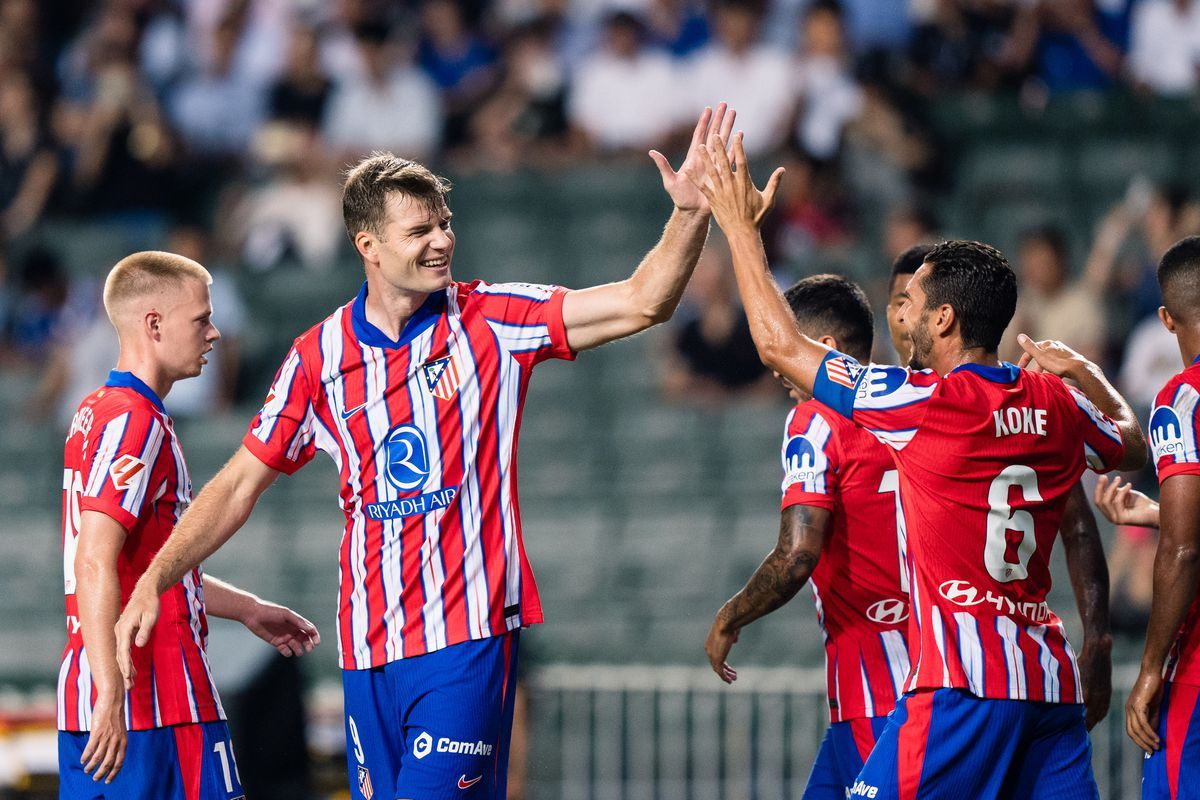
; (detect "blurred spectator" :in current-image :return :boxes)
[908,0,1022,93]
[793,1,862,160]
[881,204,939,264]
[418,0,498,148]
[762,148,852,269]
[661,239,770,404]
[1108,522,1156,638]
[1128,0,1200,96]
[644,0,710,56]
[230,124,342,271]
[468,16,569,169]
[680,0,794,155]
[0,70,58,238]
[7,246,72,363]
[267,25,332,127]
[1001,225,1107,365]
[568,11,679,155]
[169,12,268,158]
[1008,0,1126,92]
[322,22,441,161]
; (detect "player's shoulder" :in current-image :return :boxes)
[462,279,562,304]
[789,398,853,435]
[1154,361,1200,407]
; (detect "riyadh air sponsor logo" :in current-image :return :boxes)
[108,454,147,492]
[413,732,433,759]
[866,598,908,624]
[1150,405,1186,461]
[384,425,430,490]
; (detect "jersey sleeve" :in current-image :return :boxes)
[1064,385,1126,473]
[780,406,840,511]
[1150,381,1200,483]
[811,351,939,451]
[472,281,576,367]
[242,345,319,475]
[78,408,166,531]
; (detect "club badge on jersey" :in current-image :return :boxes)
[423,355,461,401]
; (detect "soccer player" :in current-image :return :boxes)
[705,274,911,799]
[1090,235,1200,799]
[113,104,737,800]
[886,244,932,362]
[693,134,1145,799]
[59,252,318,798]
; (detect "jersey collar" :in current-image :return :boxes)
[950,361,1020,383]
[1192,353,1200,366]
[351,281,445,350]
[105,370,166,412]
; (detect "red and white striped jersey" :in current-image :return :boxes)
[243,280,575,669]
[1150,355,1200,686]
[781,400,910,722]
[813,356,1125,704]
[59,371,223,732]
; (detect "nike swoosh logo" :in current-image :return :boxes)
[341,402,368,420]
[457,775,482,790]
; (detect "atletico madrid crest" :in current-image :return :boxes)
[422,355,461,401]
[357,765,374,800]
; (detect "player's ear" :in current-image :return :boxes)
[354,231,378,264]
[817,334,838,351]
[1159,306,1177,333]
[145,309,163,341]
[933,303,955,337]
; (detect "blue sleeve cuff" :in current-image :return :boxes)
[812,351,862,419]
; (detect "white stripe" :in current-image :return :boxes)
[84,413,130,496]
[859,661,875,717]
[487,320,552,353]
[1062,631,1084,703]
[880,630,910,701]
[57,651,72,729]
[905,577,923,693]
[322,315,372,668]
[475,282,556,302]
[121,420,165,516]
[179,645,201,722]
[252,348,302,443]
[1174,385,1200,463]
[1027,624,1060,703]
[930,607,951,688]
[447,297,489,640]
[868,427,919,451]
[954,612,985,695]
[996,617,1027,698]
[77,649,92,730]
[362,343,403,663]
[495,328,524,630]
[286,402,316,461]
[410,329,449,653]
[152,673,161,727]
[1067,385,1122,445]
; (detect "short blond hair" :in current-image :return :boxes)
[103,251,212,325]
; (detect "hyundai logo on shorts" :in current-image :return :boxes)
[385,425,430,491]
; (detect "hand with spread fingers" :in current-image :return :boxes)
[648,102,737,214]
[688,132,785,235]
[1093,474,1160,528]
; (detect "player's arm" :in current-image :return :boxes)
[560,104,735,352]
[202,575,320,657]
[705,504,831,683]
[74,510,128,783]
[1127,473,1200,754]
[1059,483,1113,730]
[1016,335,1147,471]
[689,132,830,394]
[115,446,280,688]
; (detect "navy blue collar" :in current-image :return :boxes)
[1192,353,1200,366]
[950,361,1021,384]
[105,370,166,412]
[351,281,445,350]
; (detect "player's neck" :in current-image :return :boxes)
[113,356,173,402]
[1177,328,1200,368]
[363,277,430,340]
[933,345,1000,376]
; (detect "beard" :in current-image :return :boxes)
[907,314,934,370]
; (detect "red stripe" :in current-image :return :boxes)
[1166,683,1199,799]
[173,723,204,800]
[897,691,933,800]
[850,718,877,762]
[1016,630,1045,702]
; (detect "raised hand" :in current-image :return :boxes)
[690,132,785,234]
[649,103,736,213]
[1093,474,1160,528]
[1016,334,1091,378]
[240,599,320,657]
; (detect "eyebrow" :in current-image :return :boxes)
[405,211,453,235]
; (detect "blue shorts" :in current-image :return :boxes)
[342,632,520,800]
[1143,681,1200,799]
[854,688,1097,800]
[58,720,243,800]
[803,717,888,800]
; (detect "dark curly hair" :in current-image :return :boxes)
[921,240,1017,353]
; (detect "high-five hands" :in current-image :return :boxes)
[649,103,737,213]
[688,132,785,232]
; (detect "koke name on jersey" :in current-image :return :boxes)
[993,406,1048,438]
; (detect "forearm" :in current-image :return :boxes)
[627,207,710,325]
[76,563,124,698]
[1061,486,1112,644]
[717,547,815,632]
[201,575,259,623]
[1141,545,1200,673]
[1068,361,1147,469]
[723,226,830,391]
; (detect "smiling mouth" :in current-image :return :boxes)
[420,257,449,269]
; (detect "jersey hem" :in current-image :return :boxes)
[241,432,305,475]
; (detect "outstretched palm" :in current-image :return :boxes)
[650,103,736,213]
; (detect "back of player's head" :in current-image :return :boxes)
[103,251,212,328]
[784,273,873,362]
[891,244,933,282]
[1158,236,1200,323]
[921,240,1016,353]
[342,152,451,241]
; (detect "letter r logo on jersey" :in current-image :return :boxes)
[109,454,147,491]
[385,426,430,491]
